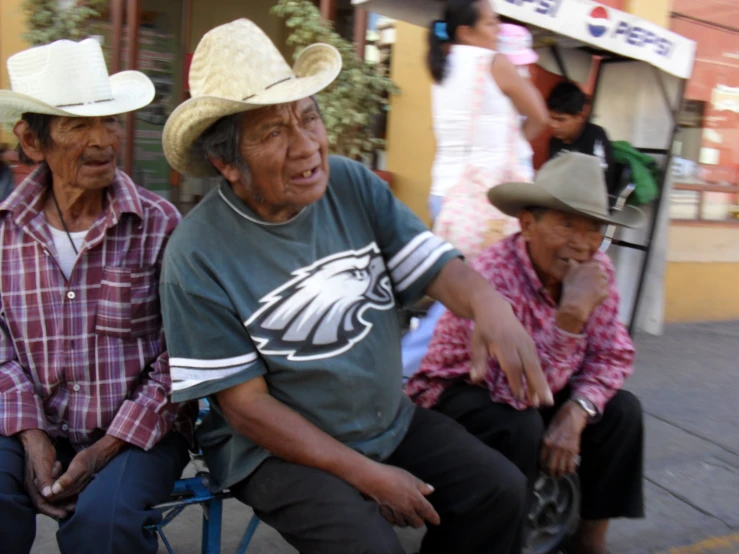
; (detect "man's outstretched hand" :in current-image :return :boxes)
[469,291,553,407]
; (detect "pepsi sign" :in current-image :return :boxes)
[586,6,674,57]
[587,6,609,37]
[503,0,562,18]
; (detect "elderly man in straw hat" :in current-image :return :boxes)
[160,19,554,554]
[0,39,192,554]
[408,153,645,554]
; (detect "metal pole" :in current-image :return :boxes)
[110,0,124,74]
[320,0,336,22]
[123,0,140,177]
[181,0,193,102]
[353,7,368,59]
[628,78,687,335]
[587,58,605,123]
[549,45,570,81]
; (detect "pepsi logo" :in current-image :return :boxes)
[587,6,610,38]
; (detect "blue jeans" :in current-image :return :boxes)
[0,432,189,554]
[400,194,447,379]
[428,194,444,223]
[401,301,447,380]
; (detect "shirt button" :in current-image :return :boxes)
[67,291,76,300]
[61,423,69,431]
[72,384,81,392]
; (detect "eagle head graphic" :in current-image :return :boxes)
[245,244,395,360]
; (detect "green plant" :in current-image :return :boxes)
[272,0,398,160]
[22,0,106,46]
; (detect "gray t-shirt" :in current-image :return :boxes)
[160,156,459,489]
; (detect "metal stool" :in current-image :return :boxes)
[152,401,262,553]
[152,471,261,554]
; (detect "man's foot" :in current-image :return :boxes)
[565,519,610,554]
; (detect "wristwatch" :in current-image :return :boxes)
[570,396,598,419]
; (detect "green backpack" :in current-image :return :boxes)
[612,140,661,206]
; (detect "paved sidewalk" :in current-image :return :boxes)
[31,321,739,554]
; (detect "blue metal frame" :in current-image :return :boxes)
[150,400,263,552]
[151,472,261,554]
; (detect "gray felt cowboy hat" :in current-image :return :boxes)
[488,152,645,228]
[0,38,155,123]
[163,19,342,178]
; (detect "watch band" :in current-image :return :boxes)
[571,396,597,419]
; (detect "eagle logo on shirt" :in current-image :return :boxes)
[244,243,395,361]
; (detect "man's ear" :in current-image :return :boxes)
[208,156,243,186]
[13,121,46,164]
[518,211,536,241]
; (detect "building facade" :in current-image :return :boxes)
[384,0,739,323]
[2,0,737,322]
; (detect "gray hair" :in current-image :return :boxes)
[196,96,322,180]
[196,112,252,182]
[16,113,56,165]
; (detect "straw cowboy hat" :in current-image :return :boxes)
[0,38,155,124]
[163,19,342,177]
[488,152,645,228]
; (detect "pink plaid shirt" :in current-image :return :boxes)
[406,234,635,413]
[0,164,191,451]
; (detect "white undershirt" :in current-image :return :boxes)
[48,225,87,279]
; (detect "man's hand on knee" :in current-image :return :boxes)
[356,462,440,529]
[540,402,588,478]
[45,435,127,504]
[18,429,74,519]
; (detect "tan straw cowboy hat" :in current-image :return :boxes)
[0,38,154,123]
[163,19,342,177]
[488,152,645,228]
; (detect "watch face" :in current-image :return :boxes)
[576,398,596,417]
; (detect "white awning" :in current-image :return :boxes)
[352,0,696,79]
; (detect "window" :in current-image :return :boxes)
[670,9,739,223]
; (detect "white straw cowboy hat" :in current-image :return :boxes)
[488,152,645,228]
[163,19,342,177]
[0,38,155,123]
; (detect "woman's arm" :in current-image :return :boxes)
[492,54,549,141]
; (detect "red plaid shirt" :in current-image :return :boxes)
[406,234,635,413]
[0,164,191,451]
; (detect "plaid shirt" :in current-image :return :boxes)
[406,233,635,414]
[0,164,192,451]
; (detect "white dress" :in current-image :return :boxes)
[430,45,528,198]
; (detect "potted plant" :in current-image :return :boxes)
[7,0,107,181]
[22,0,105,46]
[271,0,398,185]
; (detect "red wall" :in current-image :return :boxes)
[670,15,739,182]
[598,0,625,9]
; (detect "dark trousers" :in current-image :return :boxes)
[233,406,527,554]
[0,432,190,554]
[435,383,645,521]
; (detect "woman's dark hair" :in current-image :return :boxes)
[427,0,483,83]
[546,81,588,116]
[15,112,55,165]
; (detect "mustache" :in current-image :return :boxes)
[80,151,115,164]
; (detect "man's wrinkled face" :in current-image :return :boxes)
[548,111,585,142]
[238,97,329,217]
[41,116,122,190]
[520,209,604,284]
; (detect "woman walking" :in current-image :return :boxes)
[427,0,547,228]
[402,0,548,379]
